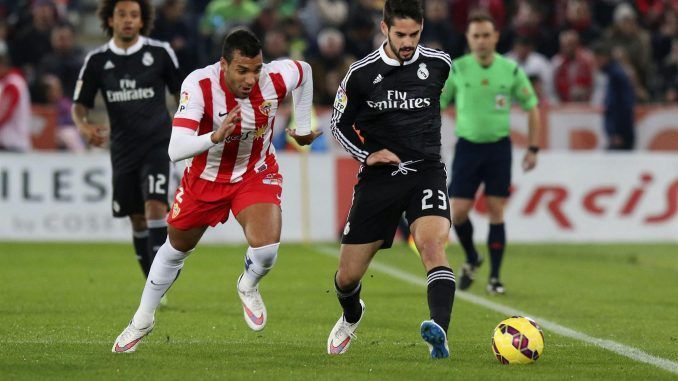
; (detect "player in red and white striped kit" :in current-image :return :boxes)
[113,29,320,353]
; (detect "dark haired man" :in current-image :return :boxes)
[73,0,181,283]
[328,0,455,359]
[441,12,542,295]
[112,28,320,353]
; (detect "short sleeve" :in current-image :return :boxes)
[266,59,304,95]
[440,64,457,108]
[172,73,205,130]
[73,54,100,108]
[512,66,538,111]
[160,42,182,94]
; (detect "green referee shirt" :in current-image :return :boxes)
[440,53,538,143]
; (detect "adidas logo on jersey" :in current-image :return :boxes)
[373,74,383,84]
[104,61,115,70]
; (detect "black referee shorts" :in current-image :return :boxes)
[448,137,512,199]
[111,146,171,217]
[341,162,451,249]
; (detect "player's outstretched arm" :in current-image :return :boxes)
[168,105,241,162]
[72,102,108,147]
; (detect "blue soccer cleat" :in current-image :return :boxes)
[420,320,450,359]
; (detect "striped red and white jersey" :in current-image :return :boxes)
[172,59,305,183]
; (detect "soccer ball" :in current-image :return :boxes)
[491,316,544,364]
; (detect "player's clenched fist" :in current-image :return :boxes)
[211,104,241,144]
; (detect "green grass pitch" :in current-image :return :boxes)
[1,242,676,380]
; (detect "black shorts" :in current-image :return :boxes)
[448,137,512,199]
[341,161,451,249]
[111,146,171,217]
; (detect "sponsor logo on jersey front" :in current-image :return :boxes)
[222,124,267,143]
[142,52,154,66]
[417,63,429,80]
[106,78,155,103]
[366,90,431,111]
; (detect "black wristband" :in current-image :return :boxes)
[528,145,540,154]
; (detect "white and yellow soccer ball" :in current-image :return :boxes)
[491,316,545,364]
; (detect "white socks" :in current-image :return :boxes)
[239,242,279,290]
[132,239,190,328]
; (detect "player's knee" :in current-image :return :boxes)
[451,211,470,225]
[248,242,279,270]
[145,200,168,220]
[168,235,197,253]
[335,269,361,290]
[415,236,447,262]
[129,214,147,231]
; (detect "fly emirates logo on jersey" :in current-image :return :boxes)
[106,79,155,103]
[366,90,431,111]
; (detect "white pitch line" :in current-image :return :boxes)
[315,245,678,375]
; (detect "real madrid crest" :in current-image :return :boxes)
[142,52,154,66]
[417,63,429,80]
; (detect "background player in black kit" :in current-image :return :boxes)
[327,0,455,359]
[72,0,181,283]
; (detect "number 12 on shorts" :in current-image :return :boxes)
[422,189,447,210]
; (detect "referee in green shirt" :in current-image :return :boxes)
[441,11,542,295]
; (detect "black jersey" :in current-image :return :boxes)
[74,37,181,173]
[330,43,451,163]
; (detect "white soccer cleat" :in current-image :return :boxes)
[237,274,267,331]
[112,319,154,353]
[327,299,365,355]
[420,320,450,359]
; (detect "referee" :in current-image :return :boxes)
[441,11,542,295]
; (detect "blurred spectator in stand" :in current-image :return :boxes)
[657,38,677,103]
[250,6,279,41]
[551,29,594,103]
[0,46,31,152]
[298,0,349,37]
[260,0,299,19]
[558,0,600,47]
[280,16,308,61]
[506,36,554,104]
[37,21,82,99]
[41,74,85,152]
[592,42,635,150]
[152,0,196,77]
[200,0,261,61]
[604,3,652,102]
[8,0,58,81]
[262,28,289,61]
[344,10,375,59]
[651,10,676,99]
[421,0,461,57]
[308,27,352,105]
[509,0,558,57]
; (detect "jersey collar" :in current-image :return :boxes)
[379,41,420,66]
[108,36,145,56]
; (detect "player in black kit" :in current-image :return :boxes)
[72,0,181,284]
[326,0,455,359]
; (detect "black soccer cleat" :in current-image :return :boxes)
[458,255,483,291]
[486,277,506,295]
